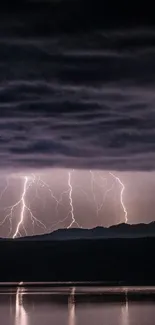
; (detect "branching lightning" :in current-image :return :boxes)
[109,172,128,223]
[0,175,47,238]
[12,176,47,238]
[0,169,128,238]
[49,171,81,230]
[13,176,28,238]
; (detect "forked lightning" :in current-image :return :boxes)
[0,170,128,238]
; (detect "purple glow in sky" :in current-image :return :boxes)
[1,29,155,238]
[0,168,154,238]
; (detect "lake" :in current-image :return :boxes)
[1,285,155,325]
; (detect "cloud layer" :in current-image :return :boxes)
[1,31,155,171]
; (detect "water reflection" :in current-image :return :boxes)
[15,284,28,325]
[121,288,129,325]
[0,286,155,325]
[68,287,76,325]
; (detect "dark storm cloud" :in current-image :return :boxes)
[1,82,155,171]
[0,30,155,171]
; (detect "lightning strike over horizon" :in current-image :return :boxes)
[0,173,69,238]
[0,169,130,237]
[0,175,47,238]
[67,171,80,229]
[12,176,47,238]
[13,176,29,238]
[109,172,128,223]
[49,170,81,231]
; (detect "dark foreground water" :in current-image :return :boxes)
[1,285,155,325]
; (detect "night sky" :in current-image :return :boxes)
[0,1,155,237]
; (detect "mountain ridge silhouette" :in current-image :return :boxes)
[14,221,155,240]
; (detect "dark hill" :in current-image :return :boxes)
[16,222,155,241]
[0,223,155,284]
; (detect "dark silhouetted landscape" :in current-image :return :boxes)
[0,223,155,284]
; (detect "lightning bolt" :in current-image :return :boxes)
[0,170,129,237]
[67,171,80,229]
[109,172,128,223]
[1,175,47,238]
[49,170,81,231]
[1,174,65,238]
[13,177,28,238]
[49,190,71,231]
[28,174,64,230]
[29,174,46,209]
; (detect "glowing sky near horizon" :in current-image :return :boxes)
[0,168,154,238]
